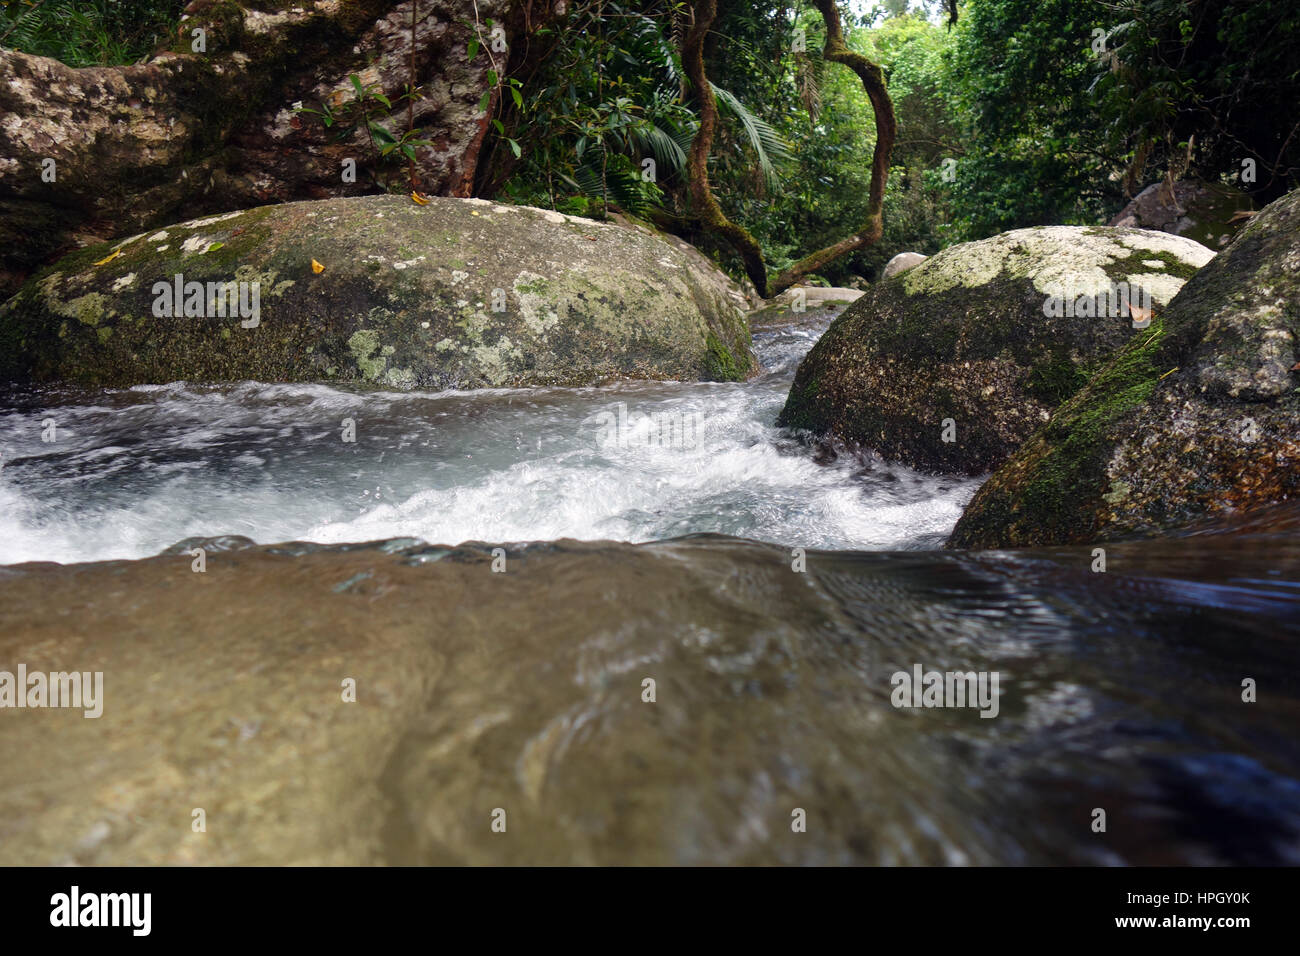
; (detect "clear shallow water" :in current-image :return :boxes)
[4,530,1300,864]
[4,307,1300,865]
[0,310,980,565]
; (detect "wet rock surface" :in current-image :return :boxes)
[778,226,1214,475]
[950,187,1300,550]
[1,529,1299,865]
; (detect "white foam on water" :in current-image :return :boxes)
[0,318,982,565]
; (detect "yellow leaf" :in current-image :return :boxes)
[1128,302,1153,325]
[410,191,431,205]
[311,259,325,274]
[93,250,122,266]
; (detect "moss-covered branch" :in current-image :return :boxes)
[683,0,771,298]
[767,0,896,296]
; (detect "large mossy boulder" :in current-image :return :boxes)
[777,226,1214,474]
[949,188,1300,550]
[0,195,756,388]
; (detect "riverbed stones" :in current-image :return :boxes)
[882,251,928,279]
[748,286,864,327]
[777,225,1215,474]
[0,195,756,388]
[948,186,1300,549]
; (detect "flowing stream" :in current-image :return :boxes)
[0,308,978,565]
[1,306,1298,865]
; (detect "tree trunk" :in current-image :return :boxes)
[767,0,896,296]
[0,0,514,297]
[682,0,897,299]
[683,0,771,298]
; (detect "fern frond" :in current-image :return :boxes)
[710,83,792,190]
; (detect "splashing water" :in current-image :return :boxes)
[0,310,981,564]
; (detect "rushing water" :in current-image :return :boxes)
[0,308,978,565]
[3,307,1299,865]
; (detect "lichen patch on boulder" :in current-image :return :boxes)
[0,194,756,388]
[778,225,1213,475]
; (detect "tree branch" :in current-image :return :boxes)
[683,0,771,297]
[767,0,896,295]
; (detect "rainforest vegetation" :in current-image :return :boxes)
[3,0,1296,286]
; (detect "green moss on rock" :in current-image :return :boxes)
[777,225,1213,475]
[704,331,743,381]
[948,186,1300,549]
[0,195,757,389]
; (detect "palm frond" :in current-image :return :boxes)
[629,122,689,179]
[710,83,792,190]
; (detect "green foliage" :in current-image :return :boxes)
[0,0,186,66]
[941,0,1300,240]
[1096,0,1300,201]
[702,6,961,283]
[494,3,698,218]
[493,2,798,227]
[710,82,792,192]
[940,0,1119,239]
[296,75,433,192]
[16,0,1289,290]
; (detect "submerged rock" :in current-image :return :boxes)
[777,226,1214,474]
[949,186,1300,549]
[1,532,1299,865]
[0,195,756,388]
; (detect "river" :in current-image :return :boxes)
[0,309,977,564]
[0,307,1297,865]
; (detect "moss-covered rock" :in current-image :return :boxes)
[1109,178,1255,250]
[776,225,1214,474]
[748,286,863,328]
[948,187,1300,549]
[0,195,756,388]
